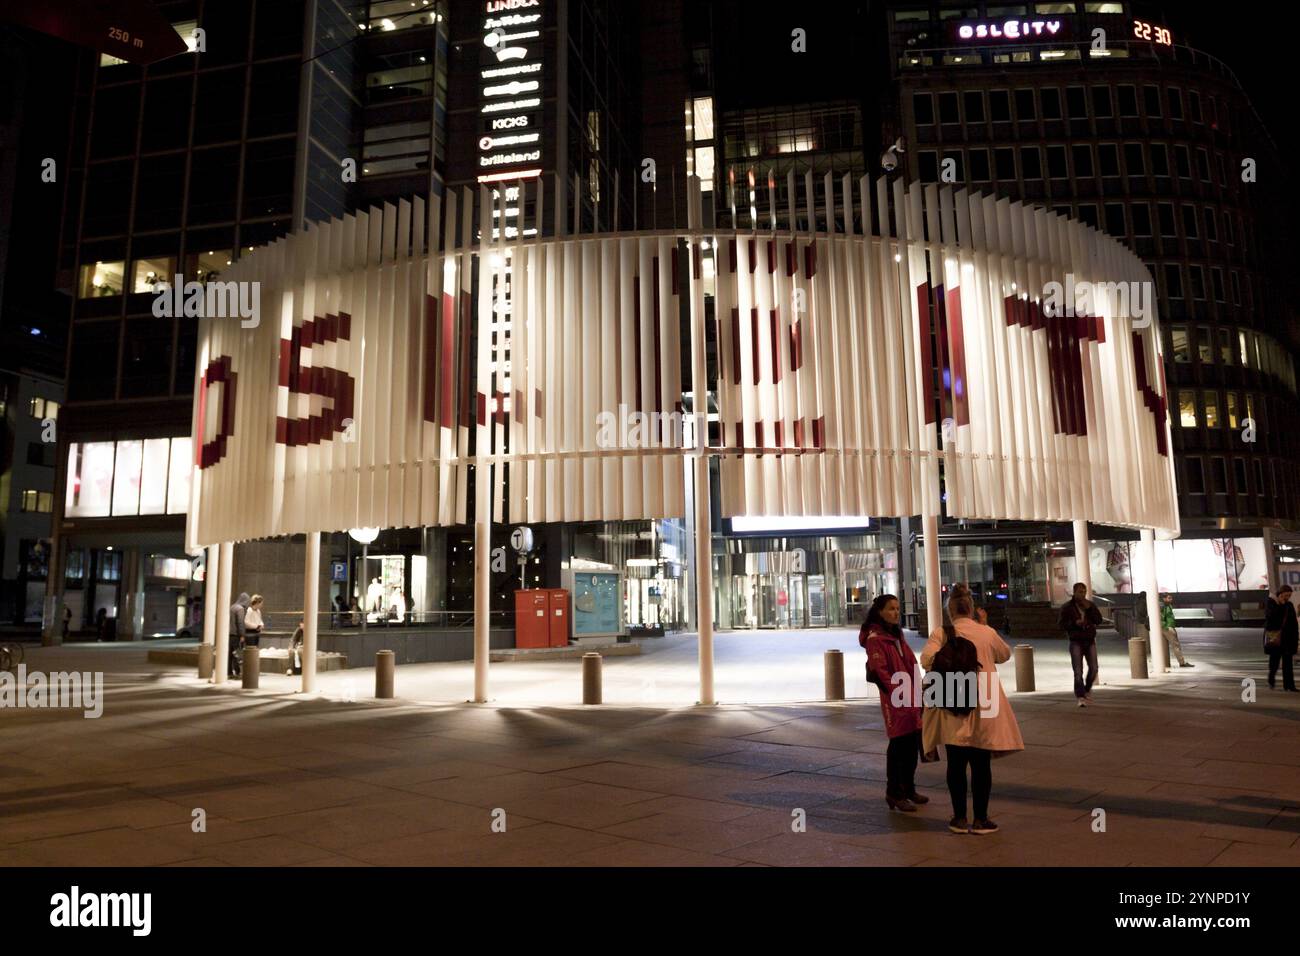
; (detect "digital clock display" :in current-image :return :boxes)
[1133,19,1172,46]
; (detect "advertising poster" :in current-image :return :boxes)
[572,571,623,636]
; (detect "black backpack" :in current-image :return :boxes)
[928,624,982,716]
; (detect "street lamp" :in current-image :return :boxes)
[349,528,380,631]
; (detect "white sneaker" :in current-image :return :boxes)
[1078,699,1087,708]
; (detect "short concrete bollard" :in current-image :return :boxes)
[198,643,215,680]
[242,647,260,689]
[1129,637,1149,679]
[375,650,395,699]
[1014,644,1035,692]
[824,649,845,701]
[582,652,602,704]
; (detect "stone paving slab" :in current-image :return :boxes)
[1,628,1298,865]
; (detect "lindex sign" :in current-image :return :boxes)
[479,0,546,194]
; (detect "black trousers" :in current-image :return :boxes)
[228,636,242,675]
[1268,648,1296,689]
[945,745,992,821]
[885,731,920,798]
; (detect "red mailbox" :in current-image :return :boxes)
[547,589,570,647]
[514,589,550,649]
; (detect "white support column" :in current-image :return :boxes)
[302,531,321,693]
[1140,528,1165,672]
[695,454,715,706]
[1262,526,1279,595]
[923,513,942,635]
[1073,519,1092,595]
[202,543,219,649]
[214,542,233,684]
[473,462,491,703]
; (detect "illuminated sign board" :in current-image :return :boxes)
[478,0,544,237]
[1132,19,1172,46]
[950,19,1068,42]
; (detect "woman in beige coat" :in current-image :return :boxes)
[920,585,1024,835]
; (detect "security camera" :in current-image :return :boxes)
[882,151,899,173]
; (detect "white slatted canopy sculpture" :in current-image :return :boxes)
[185,175,1178,552]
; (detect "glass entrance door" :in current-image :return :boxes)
[807,574,827,626]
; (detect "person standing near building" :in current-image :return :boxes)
[921,585,1023,835]
[228,592,249,678]
[1160,592,1192,668]
[243,595,265,648]
[1059,582,1103,706]
[861,594,925,813]
[1264,585,1299,691]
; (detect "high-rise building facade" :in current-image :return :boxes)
[881,0,1299,621]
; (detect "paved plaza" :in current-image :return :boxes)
[1,627,1297,866]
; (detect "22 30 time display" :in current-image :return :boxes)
[1133,19,1172,46]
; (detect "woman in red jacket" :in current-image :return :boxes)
[861,594,927,812]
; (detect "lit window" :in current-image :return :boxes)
[694,146,715,193]
[78,261,125,298]
[187,249,232,284]
[132,256,176,294]
[1226,393,1239,429]
[1178,391,1197,428]
[65,437,192,519]
[367,0,440,32]
[1203,391,1219,429]
[1084,2,1124,11]
[1170,327,1190,363]
[692,97,714,141]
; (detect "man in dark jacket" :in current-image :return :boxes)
[1060,582,1104,707]
[1264,585,1299,691]
[229,592,249,678]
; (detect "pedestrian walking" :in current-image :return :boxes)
[288,617,304,675]
[1160,592,1193,668]
[861,594,926,813]
[1264,585,1299,692]
[921,584,1024,835]
[228,592,249,678]
[1059,582,1103,706]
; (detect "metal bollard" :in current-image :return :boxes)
[1129,637,1149,679]
[375,650,395,699]
[824,649,845,701]
[582,652,602,704]
[198,643,215,680]
[1014,644,1035,692]
[242,646,260,689]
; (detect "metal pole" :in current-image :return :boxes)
[1140,528,1165,674]
[695,454,715,706]
[473,461,491,703]
[360,542,368,633]
[1072,519,1092,594]
[923,513,942,635]
[302,531,321,693]
[214,541,233,684]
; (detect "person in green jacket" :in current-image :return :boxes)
[1159,592,1192,667]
